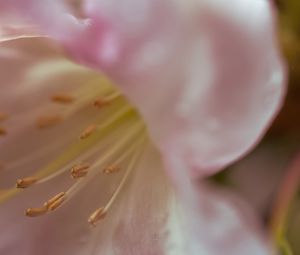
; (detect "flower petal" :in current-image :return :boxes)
[0,24,41,42]
[157,150,273,255]
[164,183,273,255]
[0,36,103,187]
[0,0,81,40]
[108,144,273,255]
[62,0,286,177]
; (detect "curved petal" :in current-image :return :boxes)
[164,183,273,255]
[156,150,273,255]
[74,142,272,255]
[110,143,273,255]
[62,0,286,177]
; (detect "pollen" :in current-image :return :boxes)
[44,192,66,211]
[16,177,38,188]
[103,165,120,174]
[79,124,97,139]
[51,93,74,104]
[37,114,62,129]
[88,207,107,226]
[71,163,90,179]
[25,207,48,217]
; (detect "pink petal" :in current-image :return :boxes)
[0,177,91,255]
[0,2,285,254]
[106,144,272,255]
[164,183,273,255]
[62,0,286,177]
[157,150,273,255]
[0,0,81,40]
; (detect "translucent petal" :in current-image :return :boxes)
[62,0,286,177]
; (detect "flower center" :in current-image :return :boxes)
[0,76,147,226]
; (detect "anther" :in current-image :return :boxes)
[0,112,8,122]
[37,114,62,129]
[71,163,90,179]
[103,165,120,174]
[80,124,97,139]
[0,127,7,136]
[51,93,74,104]
[44,192,66,211]
[25,207,48,217]
[16,177,38,188]
[88,207,107,226]
[93,98,110,108]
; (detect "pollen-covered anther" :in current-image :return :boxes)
[37,114,62,129]
[0,127,7,136]
[16,177,38,188]
[103,165,120,174]
[88,207,107,226]
[44,192,66,211]
[93,98,111,108]
[71,163,90,178]
[25,206,48,217]
[80,124,97,139]
[51,93,74,104]
[0,112,8,122]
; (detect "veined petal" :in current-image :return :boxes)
[62,0,286,177]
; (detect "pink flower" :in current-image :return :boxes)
[0,0,286,254]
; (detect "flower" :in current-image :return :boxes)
[0,0,286,255]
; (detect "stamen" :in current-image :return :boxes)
[63,123,144,204]
[88,138,145,226]
[0,112,8,122]
[16,177,38,188]
[37,114,62,129]
[103,165,120,174]
[25,207,48,217]
[71,163,90,179]
[0,127,7,136]
[94,92,121,109]
[79,124,97,139]
[88,207,107,226]
[44,192,66,211]
[93,98,110,108]
[26,116,140,188]
[51,93,74,104]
